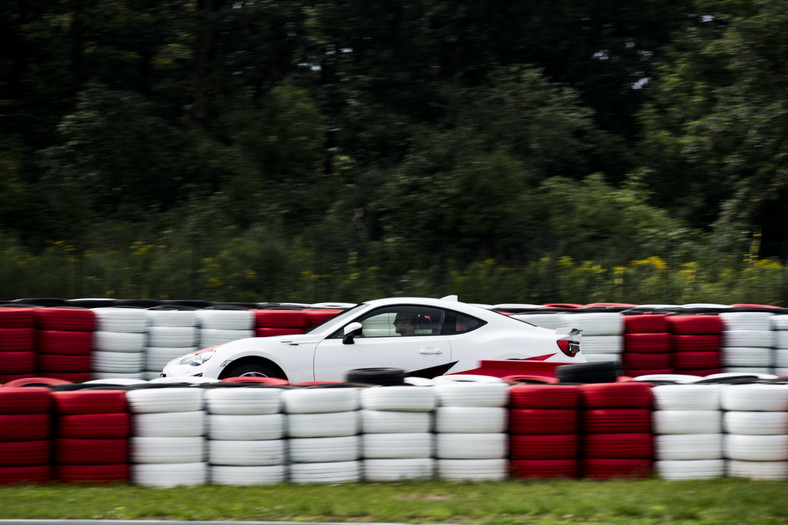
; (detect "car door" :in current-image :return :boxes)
[312,305,453,381]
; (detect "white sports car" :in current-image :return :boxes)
[161,295,585,382]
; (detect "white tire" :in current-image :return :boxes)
[208,439,286,466]
[147,326,199,348]
[437,458,508,481]
[93,307,148,333]
[436,433,508,459]
[204,387,283,415]
[579,335,623,354]
[722,330,775,348]
[130,436,205,463]
[435,407,507,433]
[360,410,432,434]
[361,433,434,459]
[282,388,360,414]
[287,411,359,438]
[725,434,788,461]
[655,459,725,480]
[126,387,204,413]
[133,411,206,437]
[360,385,437,412]
[558,313,624,336]
[289,460,361,484]
[132,462,208,487]
[652,410,722,435]
[724,411,788,435]
[583,353,622,365]
[771,315,788,331]
[775,348,788,366]
[92,331,146,352]
[210,465,286,485]
[91,350,144,373]
[652,384,724,411]
[199,328,255,347]
[720,312,775,331]
[720,383,788,411]
[89,372,146,382]
[197,309,255,330]
[145,310,198,328]
[727,460,788,480]
[288,436,360,463]
[207,414,286,440]
[363,458,435,481]
[655,434,724,460]
[433,382,509,408]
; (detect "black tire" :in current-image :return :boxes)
[345,367,406,386]
[556,362,620,384]
[223,363,282,379]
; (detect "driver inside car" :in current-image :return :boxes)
[393,311,418,336]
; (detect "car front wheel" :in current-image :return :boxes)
[223,363,282,379]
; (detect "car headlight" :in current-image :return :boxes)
[179,349,215,366]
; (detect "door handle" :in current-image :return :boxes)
[419,348,443,355]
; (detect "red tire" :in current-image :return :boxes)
[254,310,310,328]
[0,414,51,441]
[0,387,52,413]
[254,327,304,337]
[37,353,91,373]
[0,307,36,328]
[582,458,652,479]
[58,413,131,438]
[57,463,129,483]
[0,328,35,351]
[582,408,652,434]
[37,330,93,355]
[52,390,128,415]
[621,352,672,371]
[304,309,344,327]
[582,433,653,459]
[3,376,72,388]
[0,440,50,466]
[580,382,654,409]
[508,384,581,409]
[671,334,722,352]
[0,465,52,484]
[35,307,97,331]
[55,438,128,465]
[510,458,580,479]
[508,409,578,435]
[509,434,579,460]
[623,314,668,334]
[0,351,35,374]
[673,351,721,370]
[666,314,723,335]
[623,333,671,353]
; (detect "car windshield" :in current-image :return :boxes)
[303,303,366,334]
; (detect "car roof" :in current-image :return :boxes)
[361,296,503,319]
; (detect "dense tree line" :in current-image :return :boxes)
[0,0,786,301]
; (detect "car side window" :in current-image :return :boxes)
[359,306,445,337]
[441,311,485,335]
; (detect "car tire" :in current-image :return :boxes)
[222,363,282,380]
[345,367,405,386]
[556,362,620,384]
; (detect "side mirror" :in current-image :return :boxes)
[342,322,363,344]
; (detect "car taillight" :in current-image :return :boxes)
[557,339,581,357]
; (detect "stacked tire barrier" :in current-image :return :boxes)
[3,374,788,485]
[0,307,38,381]
[35,307,96,383]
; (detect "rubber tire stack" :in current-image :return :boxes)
[652,383,726,480]
[0,386,53,484]
[0,307,37,382]
[360,384,437,481]
[432,375,509,481]
[52,388,131,483]
[143,308,200,380]
[205,384,288,485]
[560,312,624,367]
[91,308,148,380]
[35,307,96,383]
[622,314,673,377]
[667,314,724,377]
[197,309,255,347]
[579,381,654,479]
[721,383,788,480]
[720,311,776,375]
[126,386,208,487]
[772,315,788,377]
[508,383,581,479]
[282,386,363,483]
